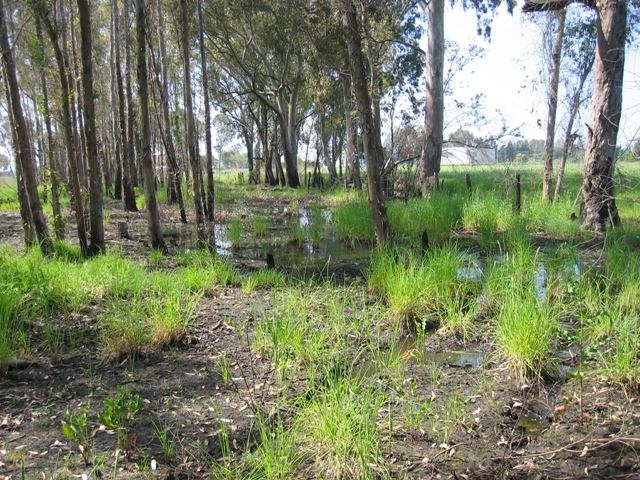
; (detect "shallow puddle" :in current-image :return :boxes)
[216,207,372,268]
[354,336,486,380]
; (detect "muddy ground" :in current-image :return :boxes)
[1,196,640,480]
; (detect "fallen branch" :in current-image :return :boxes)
[492,434,640,461]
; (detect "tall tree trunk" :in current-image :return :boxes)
[135,0,165,251]
[273,123,286,187]
[1,0,52,254]
[109,4,122,201]
[580,0,626,231]
[275,100,300,188]
[181,0,207,246]
[542,8,566,202]
[114,0,138,212]
[38,2,89,255]
[341,71,361,189]
[125,0,138,188]
[69,11,89,194]
[417,0,444,195]
[36,17,64,240]
[555,56,594,201]
[341,0,391,248]
[260,106,276,186]
[320,112,338,185]
[198,0,215,225]
[3,70,36,247]
[242,126,255,183]
[155,0,186,222]
[77,0,105,255]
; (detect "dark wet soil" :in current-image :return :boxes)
[2,196,640,479]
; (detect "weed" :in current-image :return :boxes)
[334,199,375,246]
[248,411,303,479]
[215,353,233,384]
[99,386,141,455]
[61,402,95,466]
[152,419,178,461]
[100,299,149,362]
[149,248,164,265]
[289,222,305,248]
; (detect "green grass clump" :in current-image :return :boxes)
[602,317,640,389]
[254,286,377,377]
[388,192,463,246]
[243,269,287,293]
[368,247,480,335]
[494,293,558,381]
[289,222,305,248]
[53,241,84,263]
[228,218,243,249]
[148,288,201,349]
[334,200,375,246]
[173,251,241,290]
[299,377,386,479]
[100,299,149,362]
[251,215,268,238]
[0,290,21,375]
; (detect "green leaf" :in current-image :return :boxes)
[62,422,77,441]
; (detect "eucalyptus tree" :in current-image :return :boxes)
[340,0,392,247]
[198,0,214,224]
[341,70,361,189]
[539,8,567,202]
[524,0,630,231]
[416,0,515,194]
[33,0,89,255]
[35,17,63,239]
[112,0,138,212]
[209,70,260,182]
[149,0,185,221]
[204,0,307,188]
[135,0,165,251]
[1,0,53,255]
[179,0,208,246]
[554,11,595,200]
[77,0,105,255]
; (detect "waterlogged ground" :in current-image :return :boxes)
[1,182,640,479]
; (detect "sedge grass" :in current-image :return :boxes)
[0,290,20,375]
[388,192,464,246]
[494,292,558,381]
[300,376,386,479]
[602,316,640,390]
[229,219,243,249]
[251,216,268,238]
[333,200,375,246]
[148,288,201,349]
[368,246,481,334]
[100,298,150,362]
[242,269,287,294]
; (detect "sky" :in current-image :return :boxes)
[442,3,640,146]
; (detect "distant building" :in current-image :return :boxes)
[0,165,13,177]
[441,145,497,165]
